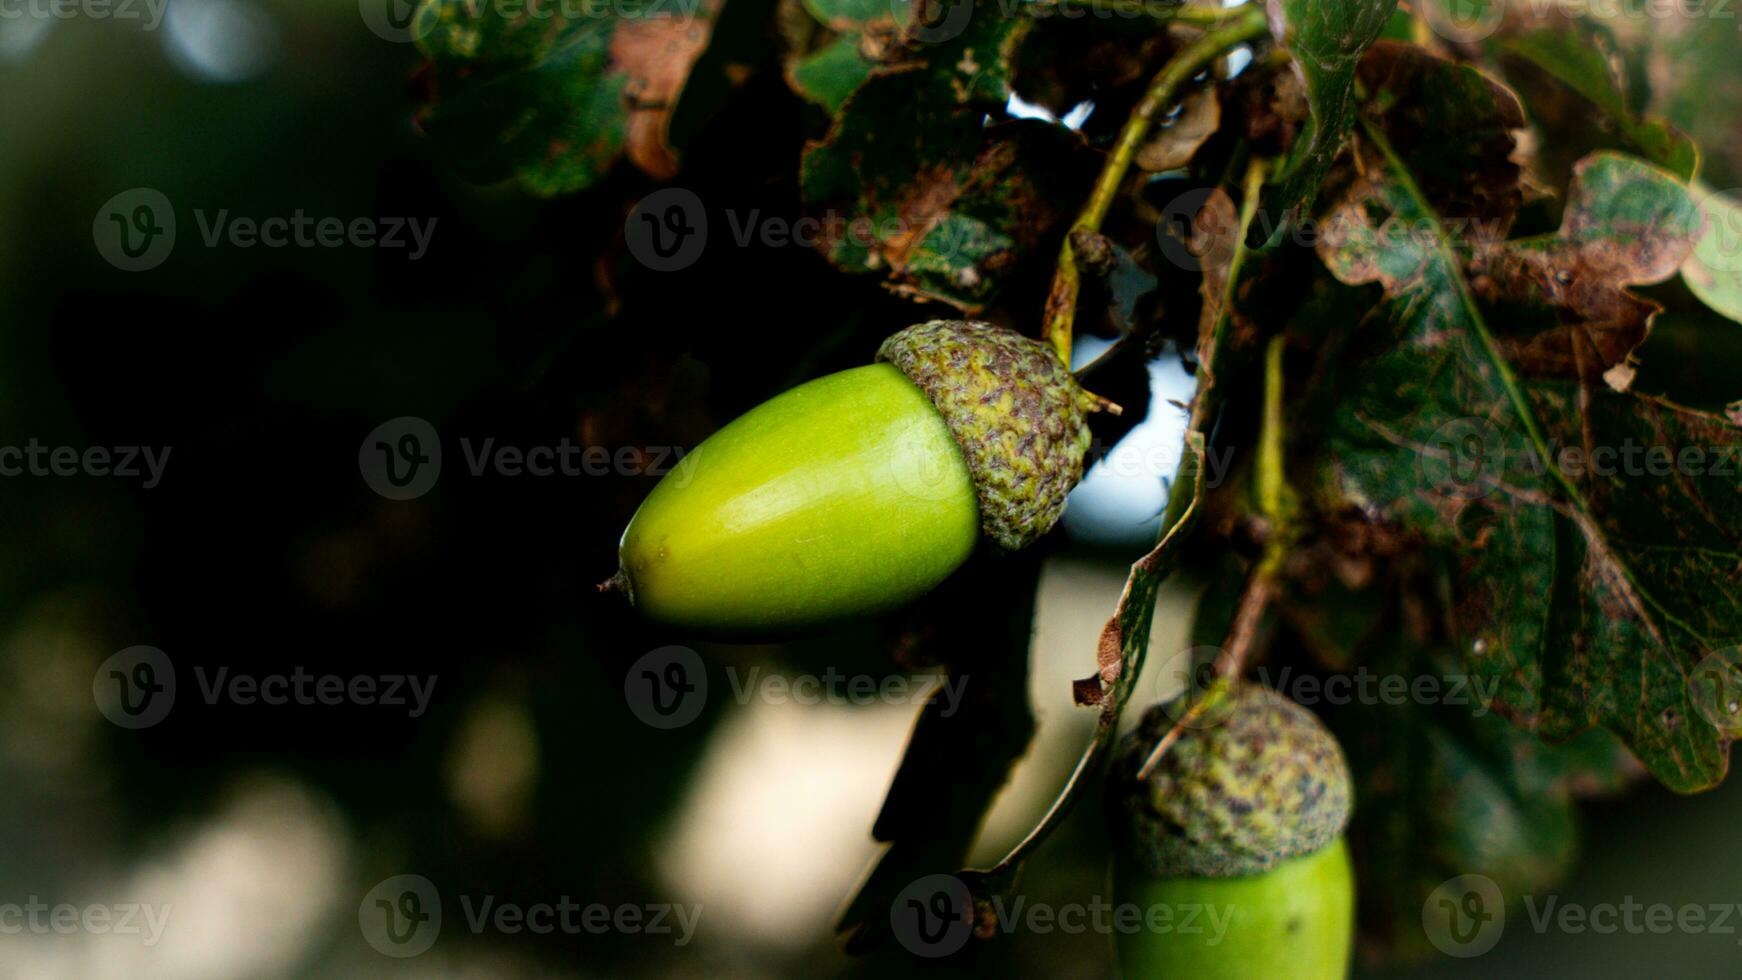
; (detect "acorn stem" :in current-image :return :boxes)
[1042,6,1270,363]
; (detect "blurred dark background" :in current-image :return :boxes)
[2,2,1741,977]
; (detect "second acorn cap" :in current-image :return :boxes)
[1110,685,1353,878]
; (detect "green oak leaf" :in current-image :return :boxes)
[790,34,880,113]
[1683,184,1742,326]
[1316,135,1739,792]
[1491,22,1693,181]
[799,11,1091,311]
[785,0,908,112]
[1261,0,1398,244]
[412,0,720,195]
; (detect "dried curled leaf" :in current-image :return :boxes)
[1466,153,1705,382]
[1136,88,1222,173]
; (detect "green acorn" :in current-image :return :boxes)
[1107,685,1355,979]
[607,320,1102,638]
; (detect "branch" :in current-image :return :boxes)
[1138,333,1294,778]
[1042,5,1269,363]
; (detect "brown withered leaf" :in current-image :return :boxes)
[1467,152,1705,382]
[612,13,720,180]
[1191,186,1243,349]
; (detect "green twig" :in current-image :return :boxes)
[1257,333,1292,526]
[1048,0,1258,25]
[957,435,1207,901]
[1139,333,1292,778]
[1043,5,1270,363]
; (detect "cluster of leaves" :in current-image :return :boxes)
[407,0,1742,964]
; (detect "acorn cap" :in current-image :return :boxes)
[877,321,1098,551]
[1110,685,1353,879]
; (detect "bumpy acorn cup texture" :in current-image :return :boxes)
[1110,684,1353,879]
[878,320,1099,551]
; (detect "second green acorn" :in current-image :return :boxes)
[607,320,1103,638]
